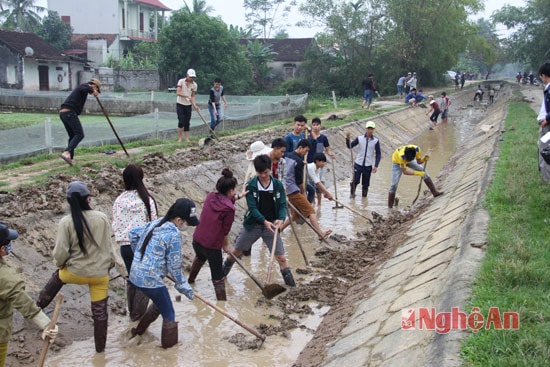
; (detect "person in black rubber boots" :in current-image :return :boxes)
[388,145,443,208]
[222,155,295,287]
[36,181,113,353]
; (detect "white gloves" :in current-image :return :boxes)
[42,325,59,343]
[31,310,59,343]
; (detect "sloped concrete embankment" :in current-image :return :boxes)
[294,95,509,365]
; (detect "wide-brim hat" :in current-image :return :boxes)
[246,141,272,161]
[89,78,101,93]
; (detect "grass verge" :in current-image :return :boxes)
[460,101,550,366]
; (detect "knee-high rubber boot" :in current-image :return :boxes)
[281,268,296,287]
[362,188,368,198]
[222,259,235,277]
[131,303,161,337]
[36,270,64,309]
[424,177,444,197]
[161,319,178,349]
[388,192,396,208]
[130,286,149,322]
[212,279,227,301]
[350,182,357,198]
[91,298,108,353]
[187,257,205,284]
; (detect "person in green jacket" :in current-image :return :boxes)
[36,181,114,353]
[0,222,58,367]
[222,154,296,287]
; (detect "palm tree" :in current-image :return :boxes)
[0,0,45,32]
[183,0,213,14]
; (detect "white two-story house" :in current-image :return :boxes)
[48,0,171,66]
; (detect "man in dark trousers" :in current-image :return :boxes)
[59,78,101,165]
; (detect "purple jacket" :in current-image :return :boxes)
[193,192,235,250]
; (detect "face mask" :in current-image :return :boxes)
[176,218,188,231]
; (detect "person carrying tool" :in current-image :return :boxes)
[282,140,332,239]
[128,198,198,348]
[112,164,158,321]
[346,121,381,198]
[36,181,113,353]
[58,78,101,165]
[208,77,229,131]
[388,145,444,208]
[426,95,441,128]
[189,169,241,301]
[222,155,296,287]
[1,222,58,367]
[176,68,198,143]
[306,153,334,204]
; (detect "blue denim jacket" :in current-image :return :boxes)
[128,219,191,295]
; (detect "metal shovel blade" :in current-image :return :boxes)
[262,283,287,299]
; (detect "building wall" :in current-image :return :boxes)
[21,59,72,91]
[48,0,119,34]
[0,44,23,89]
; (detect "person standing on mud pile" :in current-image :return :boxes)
[440,92,451,124]
[536,61,550,183]
[282,140,332,239]
[128,198,197,348]
[36,181,113,353]
[1,222,58,367]
[208,77,229,132]
[346,121,381,199]
[426,95,441,128]
[190,169,241,301]
[284,115,307,153]
[222,155,296,287]
[388,145,443,208]
[112,164,158,321]
[176,68,198,143]
[361,73,377,110]
[59,78,101,166]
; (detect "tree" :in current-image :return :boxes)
[0,0,45,32]
[492,0,550,69]
[245,39,277,90]
[183,0,213,15]
[244,0,296,39]
[37,10,72,50]
[158,11,252,94]
[462,18,504,79]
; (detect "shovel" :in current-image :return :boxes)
[193,105,218,143]
[330,158,343,209]
[95,96,130,157]
[412,160,428,205]
[264,228,286,293]
[228,252,286,300]
[37,294,63,367]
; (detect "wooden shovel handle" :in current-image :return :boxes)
[265,227,279,284]
[37,294,64,367]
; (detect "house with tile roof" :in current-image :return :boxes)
[241,38,316,80]
[47,0,171,65]
[0,29,84,91]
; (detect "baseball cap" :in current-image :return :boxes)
[0,221,18,241]
[246,141,272,161]
[89,78,101,93]
[187,69,196,78]
[66,181,90,198]
[173,198,199,226]
[365,121,376,129]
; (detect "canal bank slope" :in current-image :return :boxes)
[294,86,514,367]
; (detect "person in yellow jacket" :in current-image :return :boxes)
[388,145,443,208]
[0,222,58,367]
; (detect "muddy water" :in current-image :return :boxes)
[46,116,473,366]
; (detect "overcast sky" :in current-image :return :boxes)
[36,0,525,38]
